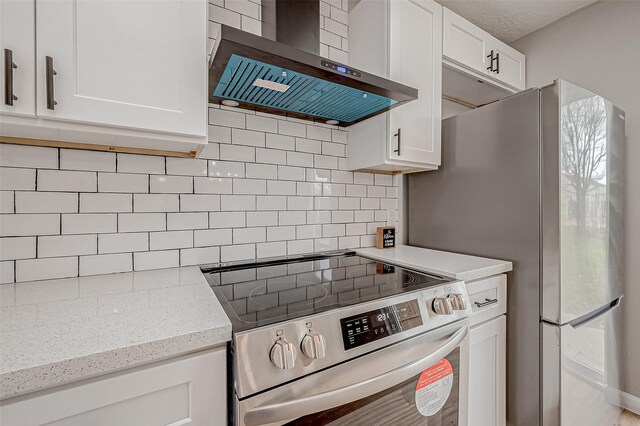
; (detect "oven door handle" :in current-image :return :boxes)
[244,325,468,426]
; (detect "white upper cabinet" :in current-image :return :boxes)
[443,8,525,91]
[0,0,36,117]
[348,0,442,173]
[35,0,207,137]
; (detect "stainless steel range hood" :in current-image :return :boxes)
[208,1,417,127]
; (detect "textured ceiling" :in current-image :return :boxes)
[434,0,598,43]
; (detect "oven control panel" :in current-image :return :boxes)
[340,299,422,350]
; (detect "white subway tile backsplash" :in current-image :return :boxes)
[0,191,14,213]
[245,114,277,134]
[315,197,338,210]
[296,224,322,239]
[233,178,266,195]
[208,126,232,144]
[295,138,322,154]
[375,174,393,186]
[287,151,314,167]
[315,237,338,252]
[180,194,221,212]
[62,214,117,234]
[287,239,313,255]
[306,168,331,182]
[232,128,266,147]
[225,0,260,19]
[194,177,233,194]
[209,107,245,128]
[346,222,366,236]
[278,121,306,138]
[339,197,360,210]
[361,198,380,210]
[0,261,14,284]
[181,246,220,266]
[80,193,132,213]
[60,150,115,172]
[279,210,306,226]
[246,163,277,179]
[134,250,178,271]
[220,144,255,162]
[166,158,208,176]
[297,182,322,196]
[16,192,78,213]
[37,170,97,192]
[194,229,232,247]
[221,195,255,211]
[331,170,352,184]
[322,142,346,157]
[222,244,255,262]
[247,211,278,227]
[233,227,266,244]
[117,153,165,174]
[267,225,296,241]
[278,166,305,181]
[167,212,208,230]
[306,125,332,141]
[324,17,348,38]
[266,134,295,151]
[39,234,97,257]
[257,241,286,258]
[345,184,366,197]
[150,175,193,193]
[332,129,348,144]
[323,224,345,237]
[0,214,60,237]
[149,230,193,250]
[367,185,386,197]
[99,232,148,254]
[16,257,78,282]
[256,148,287,165]
[322,183,345,197]
[314,155,338,170]
[118,213,166,232]
[0,144,58,169]
[338,235,359,249]
[255,196,286,211]
[0,168,35,190]
[307,210,331,224]
[0,237,36,260]
[287,196,314,210]
[332,210,353,223]
[210,211,245,228]
[98,172,149,193]
[134,194,179,212]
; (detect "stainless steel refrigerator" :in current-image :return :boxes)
[407,80,625,426]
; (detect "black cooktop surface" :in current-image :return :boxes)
[201,251,451,332]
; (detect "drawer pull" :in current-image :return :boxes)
[474,298,498,308]
[45,56,57,110]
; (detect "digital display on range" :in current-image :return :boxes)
[340,300,423,350]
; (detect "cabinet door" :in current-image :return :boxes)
[388,0,442,165]
[0,0,36,117]
[469,315,506,426]
[443,8,490,77]
[0,348,227,426]
[35,0,206,137]
[488,42,525,91]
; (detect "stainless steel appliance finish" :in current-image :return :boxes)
[202,251,472,425]
[407,80,625,426]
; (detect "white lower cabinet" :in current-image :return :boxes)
[469,315,506,426]
[0,347,227,426]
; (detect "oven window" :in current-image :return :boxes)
[285,348,460,426]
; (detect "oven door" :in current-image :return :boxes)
[236,319,469,426]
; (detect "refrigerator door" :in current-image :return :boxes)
[541,298,623,426]
[541,80,626,325]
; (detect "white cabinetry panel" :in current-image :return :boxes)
[0,0,36,117]
[469,315,507,426]
[0,348,227,426]
[35,0,206,137]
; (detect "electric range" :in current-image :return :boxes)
[201,250,472,425]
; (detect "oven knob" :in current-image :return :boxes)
[432,297,454,315]
[301,331,327,360]
[270,339,297,369]
[448,293,467,310]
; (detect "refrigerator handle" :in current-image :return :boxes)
[567,297,622,329]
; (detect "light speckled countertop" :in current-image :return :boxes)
[356,245,512,282]
[0,267,231,400]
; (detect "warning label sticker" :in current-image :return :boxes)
[414,358,454,417]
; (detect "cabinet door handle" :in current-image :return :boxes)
[474,298,498,308]
[45,56,57,110]
[494,52,500,74]
[4,49,18,106]
[393,128,401,156]
[486,50,495,72]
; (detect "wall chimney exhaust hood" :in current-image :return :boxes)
[208,1,418,127]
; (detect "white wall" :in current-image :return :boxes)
[512,0,640,399]
[0,0,399,283]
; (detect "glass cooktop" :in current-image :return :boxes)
[201,251,452,332]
